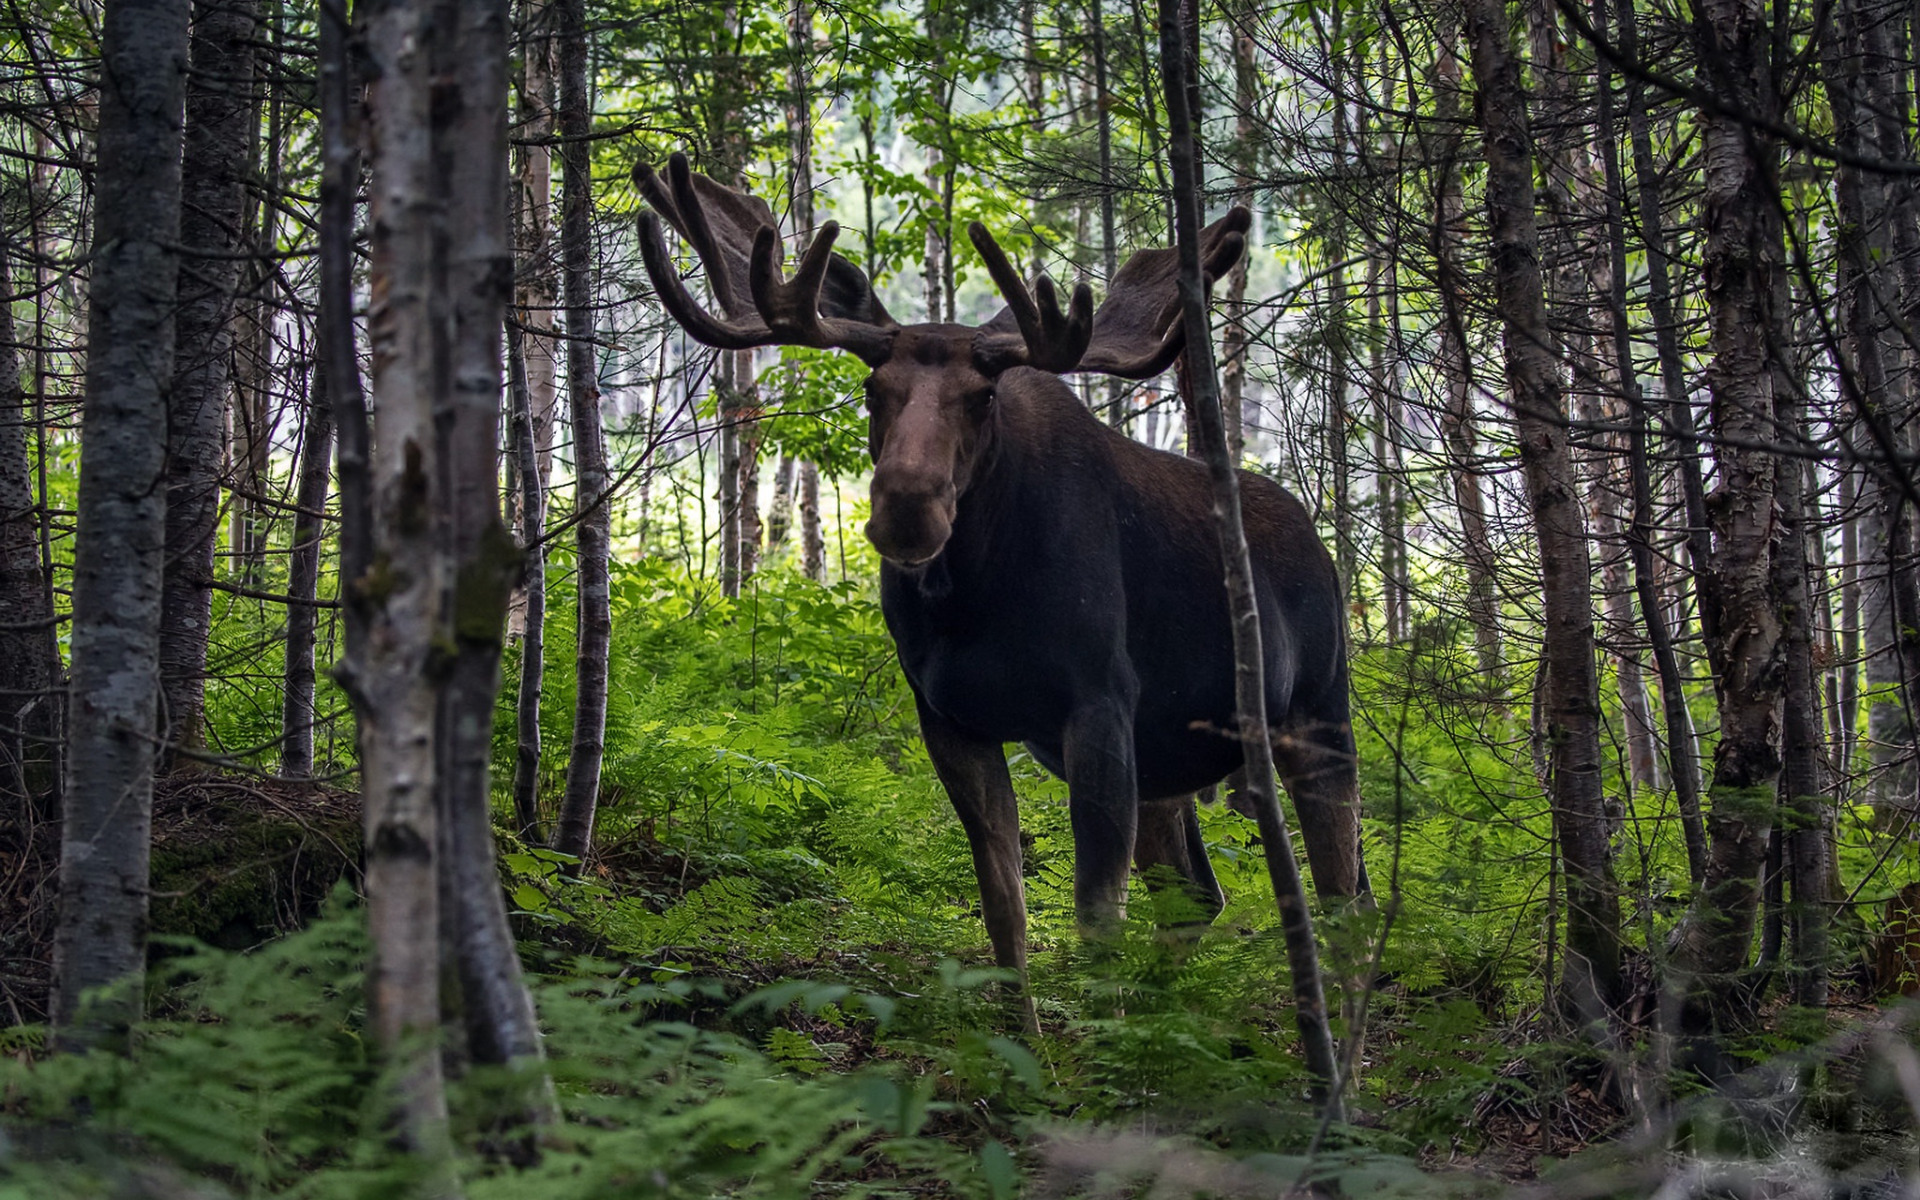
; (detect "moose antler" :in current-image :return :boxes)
[635,153,895,363]
[971,207,1252,380]
[967,224,1095,374]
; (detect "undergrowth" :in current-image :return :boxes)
[10,556,1919,1195]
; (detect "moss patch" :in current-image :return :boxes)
[149,776,361,952]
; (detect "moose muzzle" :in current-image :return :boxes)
[867,467,957,567]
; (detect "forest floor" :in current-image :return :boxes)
[9,769,1920,1197]
[10,565,1920,1196]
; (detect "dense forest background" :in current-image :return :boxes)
[5,0,1920,1193]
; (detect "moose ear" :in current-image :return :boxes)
[1075,206,1252,379]
[819,253,894,328]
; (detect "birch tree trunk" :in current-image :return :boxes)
[160,0,256,769]
[507,320,546,841]
[1093,0,1125,432]
[766,455,795,554]
[788,0,826,584]
[49,0,190,1050]
[551,0,611,865]
[799,461,825,582]
[515,0,561,495]
[1464,0,1621,1020]
[350,0,454,1159]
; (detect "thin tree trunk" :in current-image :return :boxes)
[350,0,454,1161]
[1617,0,1716,652]
[737,358,762,588]
[1430,19,1499,674]
[230,0,281,587]
[1591,2,1706,880]
[1216,1,1254,457]
[718,354,741,597]
[281,359,332,779]
[1839,465,1862,779]
[1158,0,1340,1112]
[49,0,190,1051]
[799,460,825,583]
[515,0,561,496]
[1093,0,1124,431]
[1366,256,1405,643]
[1778,448,1830,1009]
[0,238,58,813]
[435,0,551,1103]
[1464,0,1621,1021]
[784,1,821,580]
[508,319,546,842]
[1828,0,1920,820]
[160,0,257,770]
[1324,22,1355,610]
[766,455,795,554]
[321,0,368,619]
[551,0,610,865]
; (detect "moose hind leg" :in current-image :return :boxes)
[1274,716,1368,899]
[1063,698,1139,933]
[916,696,1036,1028]
[1135,795,1225,923]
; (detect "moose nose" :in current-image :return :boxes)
[867,470,956,566]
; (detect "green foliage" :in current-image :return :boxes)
[0,902,995,1200]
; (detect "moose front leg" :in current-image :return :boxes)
[1062,698,1139,934]
[914,694,1038,1031]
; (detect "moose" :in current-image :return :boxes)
[635,154,1367,1013]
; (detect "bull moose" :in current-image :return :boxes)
[635,154,1367,1015]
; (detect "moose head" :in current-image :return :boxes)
[633,153,1250,568]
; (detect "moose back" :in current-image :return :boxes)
[635,155,1367,1011]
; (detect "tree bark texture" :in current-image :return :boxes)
[799,460,825,582]
[320,0,368,607]
[353,0,454,1157]
[49,0,190,1049]
[1464,0,1621,1018]
[160,0,257,768]
[1158,0,1341,1111]
[433,0,550,1092]
[551,0,611,865]
[766,455,795,554]
[1669,0,1789,1043]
